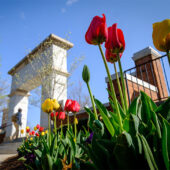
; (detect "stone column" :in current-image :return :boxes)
[40,69,69,128]
[4,89,29,141]
[40,43,70,128]
[1,108,8,128]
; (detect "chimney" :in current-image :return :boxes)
[105,47,168,104]
[132,46,168,100]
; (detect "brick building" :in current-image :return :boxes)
[62,46,169,126]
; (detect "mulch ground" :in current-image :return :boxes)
[0,155,25,170]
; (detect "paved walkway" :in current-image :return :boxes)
[0,154,17,164]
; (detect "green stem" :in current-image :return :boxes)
[87,82,98,120]
[117,54,128,112]
[98,44,123,131]
[67,112,70,130]
[48,113,51,145]
[54,115,57,146]
[61,120,63,139]
[74,113,77,142]
[167,51,170,66]
[54,115,57,135]
[113,62,126,112]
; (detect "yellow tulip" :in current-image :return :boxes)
[34,126,37,131]
[42,98,54,113]
[41,132,45,136]
[21,129,24,134]
[26,126,30,130]
[152,19,170,52]
[52,99,60,111]
[45,130,48,134]
[30,137,33,141]
[74,118,78,125]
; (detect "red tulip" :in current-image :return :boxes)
[85,14,108,45]
[55,112,59,117]
[26,128,30,133]
[36,132,39,137]
[36,124,40,129]
[64,99,72,112]
[51,112,58,120]
[58,112,66,120]
[29,132,32,136]
[71,100,80,113]
[105,49,122,63]
[39,127,44,132]
[50,112,54,120]
[105,23,125,54]
[31,131,35,135]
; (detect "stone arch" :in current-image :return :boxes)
[4,34,73,141]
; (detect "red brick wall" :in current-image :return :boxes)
[135,54,168,100]
[126,79,158,102]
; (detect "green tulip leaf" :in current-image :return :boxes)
[47,154,53,170]
[128,97,139,115]
[123,131,134,148]
[151,110,161,138]
[140,135,158,170]
[18,156,26,161]
[131,114,140,133]
[95,99,115,136]
[85,107,95,130]
[136,135,142,154]
[162,119,170,170]
[156,97,170,121]
[35,149,42,159]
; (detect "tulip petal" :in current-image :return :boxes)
[105,23,125,54]
[152,19,170,52]
[111,23,121,49]
[117,28,125,52]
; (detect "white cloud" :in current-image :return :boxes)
[20,12,26,20]
[61,8,66,13]
[66,0,79,6]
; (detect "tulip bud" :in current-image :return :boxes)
[21,129,24,134]
[82,65,90,84]
[74,118,78,125]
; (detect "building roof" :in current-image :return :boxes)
[8,34,74,75]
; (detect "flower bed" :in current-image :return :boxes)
[16,15,170,170]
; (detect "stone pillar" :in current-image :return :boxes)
[40,43,70,128]
[6,34,73,132]
[1,108,8,128]
[4,89,29,141]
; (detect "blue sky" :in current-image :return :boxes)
[0,0,169,127]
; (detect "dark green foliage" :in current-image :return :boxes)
[82,92,170,169]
